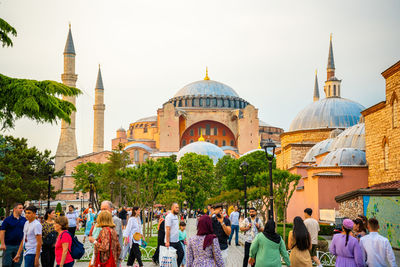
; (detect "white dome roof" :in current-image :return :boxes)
[177,141,225,164]
[303,138,334,162]
[329,123,365,151]
[319,148,367,167]
[174,80,239,98]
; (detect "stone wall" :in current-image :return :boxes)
[337,196,363,219]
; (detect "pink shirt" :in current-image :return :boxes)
[55,230,73,264]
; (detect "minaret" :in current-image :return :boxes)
[93,65,105,153]
[313,69,320,102]
[323,34,342,98]
[55,24,78,171]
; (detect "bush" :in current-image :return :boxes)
[55,202,62,214]
[319,224,334,235]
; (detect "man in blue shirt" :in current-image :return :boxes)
[229,205,240,246]
[0,203,26,267]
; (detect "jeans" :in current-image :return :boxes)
[229,224,239,245]
[2,245,23,267]
[243,241,255,267]
[170,242,184,266]
[24,254,37,267]
[41,245,55,267]
[127,243,143,267]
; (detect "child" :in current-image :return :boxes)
[179,221,187,267]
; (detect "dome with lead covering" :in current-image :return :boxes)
[303,138,334,162]
[319,148,367,167]
[174,80,239,98]
[177,141,225,164]
[329,123,365,151]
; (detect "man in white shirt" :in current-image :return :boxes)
[304,208,322,267]
[66,205,79,236]
[229,205,240,246]
[13,206,42,267]
[165,203,184,266]
[360,218,397,267]
[240,207,263,267]
[124,207,143,267]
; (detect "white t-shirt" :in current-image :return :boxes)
[23,220,42,255]
[164,213,179,243]
[66,211,78,227]
[304,218,320,245]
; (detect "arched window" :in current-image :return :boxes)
[222,140,226,146]
[206,98,210,106]
[143,153,148,161]
[182,140,186,146]
[383,138,389,170]
[214,140,218,146]
[333,85,336,96]
[192,98,195,107]
[328,85,331,96]
[134,150,139,162]
[230,140,234,146]
[392,96,398,128]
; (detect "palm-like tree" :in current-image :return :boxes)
[0,18,17,47]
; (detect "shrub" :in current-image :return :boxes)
[55,202,62,214]
[319,224,335,235]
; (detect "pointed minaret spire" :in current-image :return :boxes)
[204,66,210,80]
[64,23,75,55]
[327,33,335,80]
[313,69,320,102]
[95,64,104,90]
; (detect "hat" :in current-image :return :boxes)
[343,219,354,230]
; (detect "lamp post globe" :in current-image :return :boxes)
[262,139,276,222]
[240,161,249,218]
[45,160,55,210]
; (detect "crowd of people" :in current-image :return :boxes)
[0,202,398,267]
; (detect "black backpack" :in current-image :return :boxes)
[43,231,58,247]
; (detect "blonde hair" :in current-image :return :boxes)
[96,210,115,228]
[55,216,69,230]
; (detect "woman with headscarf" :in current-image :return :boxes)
[288,216,312,267]
[186,215,224,267]
[248,220,290,267]
[329,219,364,267]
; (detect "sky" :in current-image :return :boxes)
[1,0,399,156]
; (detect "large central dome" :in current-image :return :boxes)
[289,97,365,132]
[174,80,239,98]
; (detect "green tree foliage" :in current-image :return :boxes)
[0,18,17,47]
[0,135,57,212]
[55,202,62,214]
[178,153,215,210]
[0,74,81,129]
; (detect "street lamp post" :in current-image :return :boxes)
[80,195,84,215]
[240,161,249,218]
[262,139,276,222]
[46,160,55,210]
[177,175,183,210]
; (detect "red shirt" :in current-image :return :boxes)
[55,230,73,264]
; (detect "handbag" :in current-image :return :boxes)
[94,228,116,267]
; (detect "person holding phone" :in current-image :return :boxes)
[211,203,231,266]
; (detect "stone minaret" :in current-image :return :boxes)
[93,65,105,152]
[324,34,342,98]
[55,24,78,171]
[313,69,320,102]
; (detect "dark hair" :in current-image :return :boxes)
[358,215,368,226]
[132,206,140,214]
[44,209,54,220]
[353,218,367,233]
[179,221,186,227]
[69,205,74,209]
[212,203,223,209]
[368,218,379,231]
[304,208,312,216]
[13,203,23,209]
[343,227,352,246]
[25,205,37,213]
[249,207,256,211]
[293,216,311,251]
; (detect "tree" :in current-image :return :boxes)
[178,153,215,210]
[0,18,17,47]
[55,202,62,214]
[0,135,58,213]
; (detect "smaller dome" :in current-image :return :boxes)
[177,141,225,164]
[117,127,126,132]
[329,123,365,151]
[329,128,343,138]
[135,116,157,123]
[319,148,367,167]
[303,138,334,162]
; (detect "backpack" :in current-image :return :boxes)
[43,231,58,247]
[60,231,85,259]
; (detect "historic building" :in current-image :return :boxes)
[112,68,283,162]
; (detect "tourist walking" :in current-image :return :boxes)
[83,208,95,243]
[228,205,240,246]
[165,203,184,266]
[124,206,144,267]
[179,221,187,267]
[352,218,367,241]
[0,203,26,267]
[288,216,312,267]
[13,206,42,267]
[152,212,166,264]
[54,216,74,267]
[211,203,231,266]
[186,215,224,267]
[360,218,397,267]
[329,219,364,267]
[303,208,322,267]
[119,206,128,229]
[248,220,290,267]
[240,207,263,267]
[93,211,121,267]
[66,205,79,236]
[41,209,58,267]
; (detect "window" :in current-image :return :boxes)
[143,126,148,133]
[190,129,194,136]
[230,140,234,146]
[206,124,211,135]
[134,150,139,162]
[222,129,226,136]
[182,140,186,146]
[392,97,398,128]
[192,98,195,106]
[178,100,182,107]
[384,139,389,170]
[222,140,226,146]
[143,153,148,161]
[199,98,203,106]
[333,85,336,95]
[198,127,202,135]
[190,140,194,143]
[185,99,188,106]
[214,127,218,135]
[214,140,218,146]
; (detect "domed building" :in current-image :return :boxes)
[276,35,365,170]
[177,139,226,164]
[112,68,284,162]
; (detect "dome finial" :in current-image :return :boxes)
[69,22,71,29]
[198,133,205,141]
[204,67,210,80]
